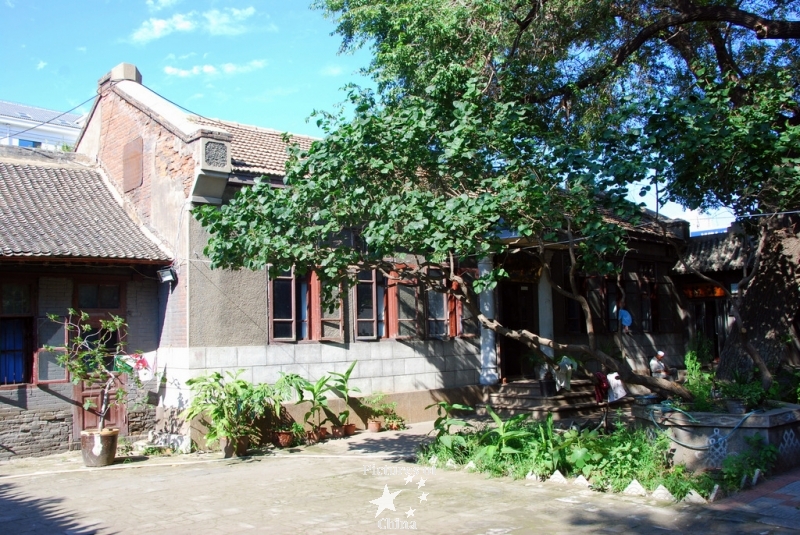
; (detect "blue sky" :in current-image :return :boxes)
[0,0,733,231]
[1,0,372,138]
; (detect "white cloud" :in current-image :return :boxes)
[131,13,195,43]
[164,60,265,78]
[220,59,266,74]
[76,46,86,53]
[36,60,46,70]
[320,64,343,77]
[203,6,255,36]
[146,0,179,11]
[5,0,15,8]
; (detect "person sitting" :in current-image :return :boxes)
[649,350,672,380]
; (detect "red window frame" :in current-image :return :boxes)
[270,269,344,343]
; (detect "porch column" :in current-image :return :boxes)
[537,253,555,378]
[478,256,499,385]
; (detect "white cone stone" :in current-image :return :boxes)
[682,490,707,504]
[752,469,762,486]
[573,475,591,487]
[651,485,676,502]
[623,479,647,496]
[445,459,458,470]
[548,470,568,484]
[525,470,537,480]
[429,455,438,467]
[464,461,477,472]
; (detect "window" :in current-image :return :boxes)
[18,139,42,148]
[354,269,419,340]
[1,283,34,385]
[426,270,448,338]
[77,283,121,310]
[269,269,343,342]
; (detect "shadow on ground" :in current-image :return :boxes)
[0,481,113,534]
[342,431,432,458]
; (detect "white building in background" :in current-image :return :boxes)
[0,100,84,151]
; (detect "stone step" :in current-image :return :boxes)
[488,390,596,409]
[476,398,634,421]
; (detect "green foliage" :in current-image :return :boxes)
[182,370,273,445]
[719,379,767,410]
[426,400,474,439]
[683,350,718,412]
[474,406,531,461]
[721,434,779,492]
[329,360,360,425]
[299,375,332,429]
[420,411,716,499]
[45,309,147,431]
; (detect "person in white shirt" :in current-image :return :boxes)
[649,350,672,380]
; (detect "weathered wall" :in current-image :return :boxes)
[0,383,74,459]
[0,274,162,458]
[187,216,268,348]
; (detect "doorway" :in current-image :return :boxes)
[498,281,538,379]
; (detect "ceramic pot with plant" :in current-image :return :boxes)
[385,413,406,431]
[299,375,333,437]
[364,392,399,433]
[719,379,766,413]
[46,310,149,468]
[367,419,382,433]
[330,361,361,435]
[182,370,273,458]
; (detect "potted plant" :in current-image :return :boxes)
[330,361,360,435]
[385,413,406,431]
[182,370,272,457]
[299,375,335,437]
[363,392,399,433]
[46,310,149,467]
[719,380,766,414]
[268,372,305,447]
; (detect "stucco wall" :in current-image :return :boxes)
[187,216,268,348]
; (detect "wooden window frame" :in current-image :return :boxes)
[386,271,419,339]
[354,270,381,341]
[270,269,344,343]
[311,272,344,341]
[72,279,126,315]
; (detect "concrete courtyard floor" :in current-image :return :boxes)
[1,422,799,534]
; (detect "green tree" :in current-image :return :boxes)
[196,0,800,396]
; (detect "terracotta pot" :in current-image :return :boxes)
[80,428,119,467]
[306,430,322,444]
[220,436,250,458]
[387,421,400,431]
[344,423,357,436]
[275,431,294,448]
[331,425,345,438]
[319,427,329,439]
[368,420,382,433]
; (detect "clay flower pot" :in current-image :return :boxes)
[274,431,294,448]
[220,436,250,458]
[80,428,119,467]
[344,423,357,436]
[331,425,345,438]
[368,420,382,433]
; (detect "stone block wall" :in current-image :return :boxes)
[0,384,74,459]
[157,338,481,412]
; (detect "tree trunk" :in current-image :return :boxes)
[717,227,800,381]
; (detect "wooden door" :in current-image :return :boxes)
[74,375,127,438]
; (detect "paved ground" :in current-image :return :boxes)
[1,422,799,534]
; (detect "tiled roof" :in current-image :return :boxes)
[0,161,170,262]
[0,100,82,128]
[190,116,316,176]
[673,230,750,274]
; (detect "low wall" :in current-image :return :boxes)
[633,403,800,471]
